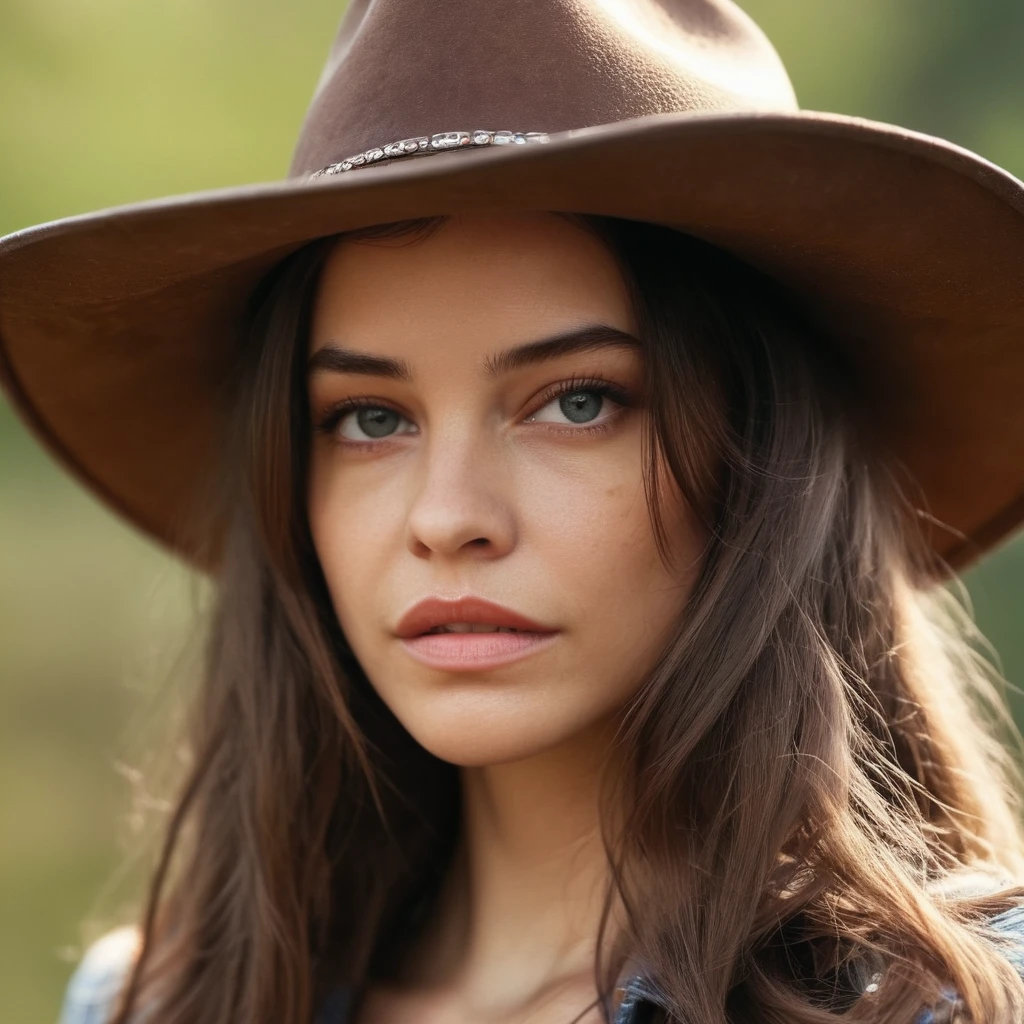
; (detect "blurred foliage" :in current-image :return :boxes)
[1,1,1022,1021]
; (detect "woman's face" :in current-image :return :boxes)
[307,212,705,767]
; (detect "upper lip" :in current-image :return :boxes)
[395,596,557,638]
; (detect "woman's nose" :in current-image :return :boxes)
[404,430,516,560]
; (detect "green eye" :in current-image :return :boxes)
[549,389,606,424]
[526,378,632,427]
[344,406,406,440]
[315,400,414,443]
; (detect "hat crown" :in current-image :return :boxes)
[288,0,798,176]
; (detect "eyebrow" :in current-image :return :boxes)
[306,323,641,381]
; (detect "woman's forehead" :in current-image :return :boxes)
[308,212,638,359]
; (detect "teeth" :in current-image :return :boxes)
[426,624,520,634]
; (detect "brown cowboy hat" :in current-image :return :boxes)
[2,0,1023,576]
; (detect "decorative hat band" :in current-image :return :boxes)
[308,129,551,178]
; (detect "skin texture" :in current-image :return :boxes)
[306,212,706,1023]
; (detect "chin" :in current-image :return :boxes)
[387,691,593,768]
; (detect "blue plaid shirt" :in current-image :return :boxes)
[59,905,1024,1024]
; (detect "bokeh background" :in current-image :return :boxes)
[2,1,1024,1020]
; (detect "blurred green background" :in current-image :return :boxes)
[2,1,1024,1020]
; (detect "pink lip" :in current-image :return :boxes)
[399,630,560,672]
[394,595,556,639]
[394,594,560,672]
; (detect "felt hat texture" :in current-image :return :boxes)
[2,0,1023,574]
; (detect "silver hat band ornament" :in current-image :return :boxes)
[308,129,550,178]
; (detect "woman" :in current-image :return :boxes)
[5,2,1024,1023]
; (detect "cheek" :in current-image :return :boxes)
[307,461,403,634]
[523,450,699,692]
[528,447,687,604]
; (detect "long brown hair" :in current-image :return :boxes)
[111,213,1024,1023]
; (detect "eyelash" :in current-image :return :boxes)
[313,374,634,448]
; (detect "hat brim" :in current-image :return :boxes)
[2,109,1023,576]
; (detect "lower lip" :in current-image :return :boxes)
[399,631,560,671]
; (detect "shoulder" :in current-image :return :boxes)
[913,874,1024,1022]
[984,902,1024,976]
[58,927,141,1024]
[934,870,1024,964]
[934,871,1024,977]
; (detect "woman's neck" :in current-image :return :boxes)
[400,714,627,1017]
